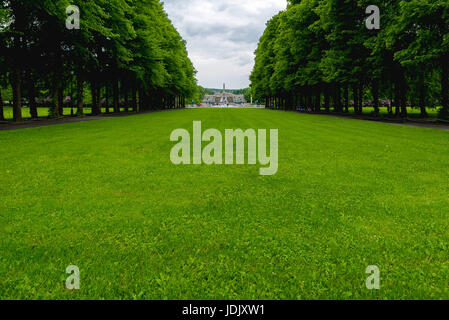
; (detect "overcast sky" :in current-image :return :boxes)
[163,0,287,89]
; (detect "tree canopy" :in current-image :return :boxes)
[251,0,449,118]
[0,0,198,121]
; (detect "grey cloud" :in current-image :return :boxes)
[228,24,261,44]
[235,54,253,67]
[163,0,286,88]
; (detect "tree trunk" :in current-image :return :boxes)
[0,88,4,121]
[344,85,349,113]
[58,86,64,116]
[90,82,96,115]
[123,82,129,111]
[324,84,330,112]
[399,71,407,118]
[11,3,25,122]
[12,66,23,122]
[113,78,119,113]
[138,88,144,111]
[29,80,37,119]
[52,85,61,118]
[132,85,138,112]
[330,84,335,112]
[315,88,320,113]
[394,81,400,116]
[388,87,394,115]
[307,92,312,111]
[372,78,379,115]
[105,83,110,113]
[358,80,363,115]
[441,55,449,117]
[77,75,84,116]
[336,84,342,112]
[52,47,63,118]
[91,81,100,115]
[418,72,427,118]
[352,83,359,114]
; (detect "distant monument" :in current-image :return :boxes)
[202,83,246,105]
[220,83,228,104]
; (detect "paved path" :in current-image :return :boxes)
[0,111,165,131]
[389,122,449,131]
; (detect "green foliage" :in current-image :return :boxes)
[194,86,208,104]
[1,86,12,102]
[250,13,282,102]
[0,0,198,119]
[251,0,449,117]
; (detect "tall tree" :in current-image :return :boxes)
[0,0,198,121]
[391,0,449,118]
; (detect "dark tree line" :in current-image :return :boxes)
[250,0,449,119]
[0,0,198,122]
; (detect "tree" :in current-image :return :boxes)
[251,12,282,108]
[0,6,6,121]
[391,0,449,118]
[0,0,198,121]
[251,0,447,119]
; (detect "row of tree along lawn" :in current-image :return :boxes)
[250,0,449,119]
[0,0,198,122]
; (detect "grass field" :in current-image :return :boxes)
[1,108,449,300]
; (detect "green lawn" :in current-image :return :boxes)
[1,109,449,300]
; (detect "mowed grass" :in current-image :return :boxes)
[1,109,449,300]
